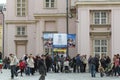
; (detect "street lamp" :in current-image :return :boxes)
[0,5,5,59]
[66,0,69,57]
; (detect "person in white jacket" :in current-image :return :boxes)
[27,54,34,75]
[9,53,18,79]
[64,58,69,73]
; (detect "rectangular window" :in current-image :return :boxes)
[16,26,26,36]
[16,0,27,16]
[93,40,108,57]
[45,0,55,8]
[93,11,109,24]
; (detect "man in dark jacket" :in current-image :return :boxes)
[76,54,81,73]
[89,56,96,77]
[38,55,46,80]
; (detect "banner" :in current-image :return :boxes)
[43,33,53,48]
[67,34,76,48]
[43,33,76,48]
[43,33,53,39]
[53,33,67,48]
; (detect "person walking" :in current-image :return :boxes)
[9,53,18,79]
[38,55,47,80]
[26,54,35,75]
[18,60,26,76]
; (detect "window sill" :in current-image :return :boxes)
[15,35,27,37]
[43,7,57,9]
[90,24,111,28]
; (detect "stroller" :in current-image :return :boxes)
[105,63,114,76]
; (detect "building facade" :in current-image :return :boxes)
[76,0,120,58]
[5,0,77,58]
[5,0,120,59]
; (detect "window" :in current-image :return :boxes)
[16,0,27,16]
[45,0,55,8]
[93,40,108,57]
[16,26,26,36]
[93,11,109,24]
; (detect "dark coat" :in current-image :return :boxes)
[38,59,46,75]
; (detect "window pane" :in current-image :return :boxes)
[17,4,21,7]
[17,32,20,35]
[46,0,49,2]
[17,8,21,11]
[95,19,100,24]
[22,4,25,7]
[17,13,21,16]
[101,19,106,24]
[17,27,20,31]
[51,0,54,2]
[22,27,25,31]
[101,47,107,52]
[22,0,25,3]
[101,40,107,45]
[95,47,100,52]
[17,27,21,35]
[22,12,25,15]
[95,40,100,45]
[51,3,54,7]
[22,8,25,11]
[22,31,25,35]
[46,3,49,7]
[95,12,100,18]
[101,12,106,18]
[17,0,21,3]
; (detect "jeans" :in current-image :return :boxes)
[114,66,120,76]
[90,64,96,77]
[10,65,18,79]
[25,67,30,75]
[76,64,80,73]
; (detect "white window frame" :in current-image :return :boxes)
[16,0,27,16]
[16,26,26,36]
[93,39,108,57]
[45,0,56,8]
[93,11,108,24]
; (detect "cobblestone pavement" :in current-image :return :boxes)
[0,69,120,80]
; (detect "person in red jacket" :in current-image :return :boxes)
[19,60,26,76]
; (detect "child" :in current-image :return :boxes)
[0,59,3,73]
[19,60,26,76]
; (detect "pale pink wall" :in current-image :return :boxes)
[5,0,77,58]
[111,9,120,57]
[77,7,90,56]
[77,4,120,58]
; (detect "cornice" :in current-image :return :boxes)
[75,1,120,7]
[5,20,38,24]
[33,13,66,19]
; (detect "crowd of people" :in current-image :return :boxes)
[0,53,120,79]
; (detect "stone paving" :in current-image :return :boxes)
[0,69,120,80]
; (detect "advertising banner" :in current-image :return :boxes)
[53,33,67,48]
[43,33,76,48]
[67,34,76,48]
[43,33,53,48]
